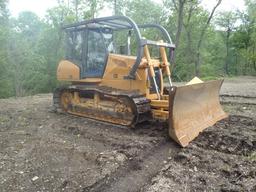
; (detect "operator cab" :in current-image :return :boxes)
[63,16,175,81]
[65,26,113,78]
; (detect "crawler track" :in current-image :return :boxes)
[53,85,151,126]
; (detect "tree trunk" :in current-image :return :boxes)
[225,28,230,75]
[172,0,186,49]
[252,44,256,72]
[195,51,200,76]
[195,0,222,77]
[183,2,195,65]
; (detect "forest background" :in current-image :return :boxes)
[0,0,256,98]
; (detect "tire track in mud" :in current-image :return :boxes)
[83,139,180,192]
[193,116,256,156]
[60,114,180,192]
[221,94,256,105]
[63,117,168,153]
[82,113,255,191]
[141,115,256,192]
[57,95,255,191]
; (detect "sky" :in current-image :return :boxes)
[9,0,58,18]
[8,0,246,18]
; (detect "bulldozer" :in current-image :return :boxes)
[53,16,227,147]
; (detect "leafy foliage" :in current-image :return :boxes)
[0,0,255,98]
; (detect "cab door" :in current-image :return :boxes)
[81,29,108,78]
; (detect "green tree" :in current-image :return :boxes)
[8,12,46,96]
[165,0,223,80]
[125,0,164,24]
[0,0,12,97]
[231,0,256,75]
[215,11,238,74]
[0,0,255,99]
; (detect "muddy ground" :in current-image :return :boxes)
[0,76,255,192]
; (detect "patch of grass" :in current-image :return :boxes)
[201,74,238,81]
[247,152,256,162]
[201,76,220,81]
[0,115,9,123]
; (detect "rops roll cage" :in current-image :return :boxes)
[63,15,175,80]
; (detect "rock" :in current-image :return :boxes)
[32,176,39,181]
[174,152,191,162]
[97,151,127,164]
[116,153,127,163]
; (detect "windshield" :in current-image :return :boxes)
[65,27,113,78]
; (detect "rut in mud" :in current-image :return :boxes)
[144,115,256,192]
[0,77,256,192]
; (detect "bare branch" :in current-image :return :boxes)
[195,0,222,76]
[174,0,187,48]
[197,0,222,49]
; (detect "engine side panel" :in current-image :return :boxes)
[100,54,148,95]
[57,60,80,81]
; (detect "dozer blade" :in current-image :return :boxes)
[169,79,228,147]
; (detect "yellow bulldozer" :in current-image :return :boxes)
[53,16,227,147]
